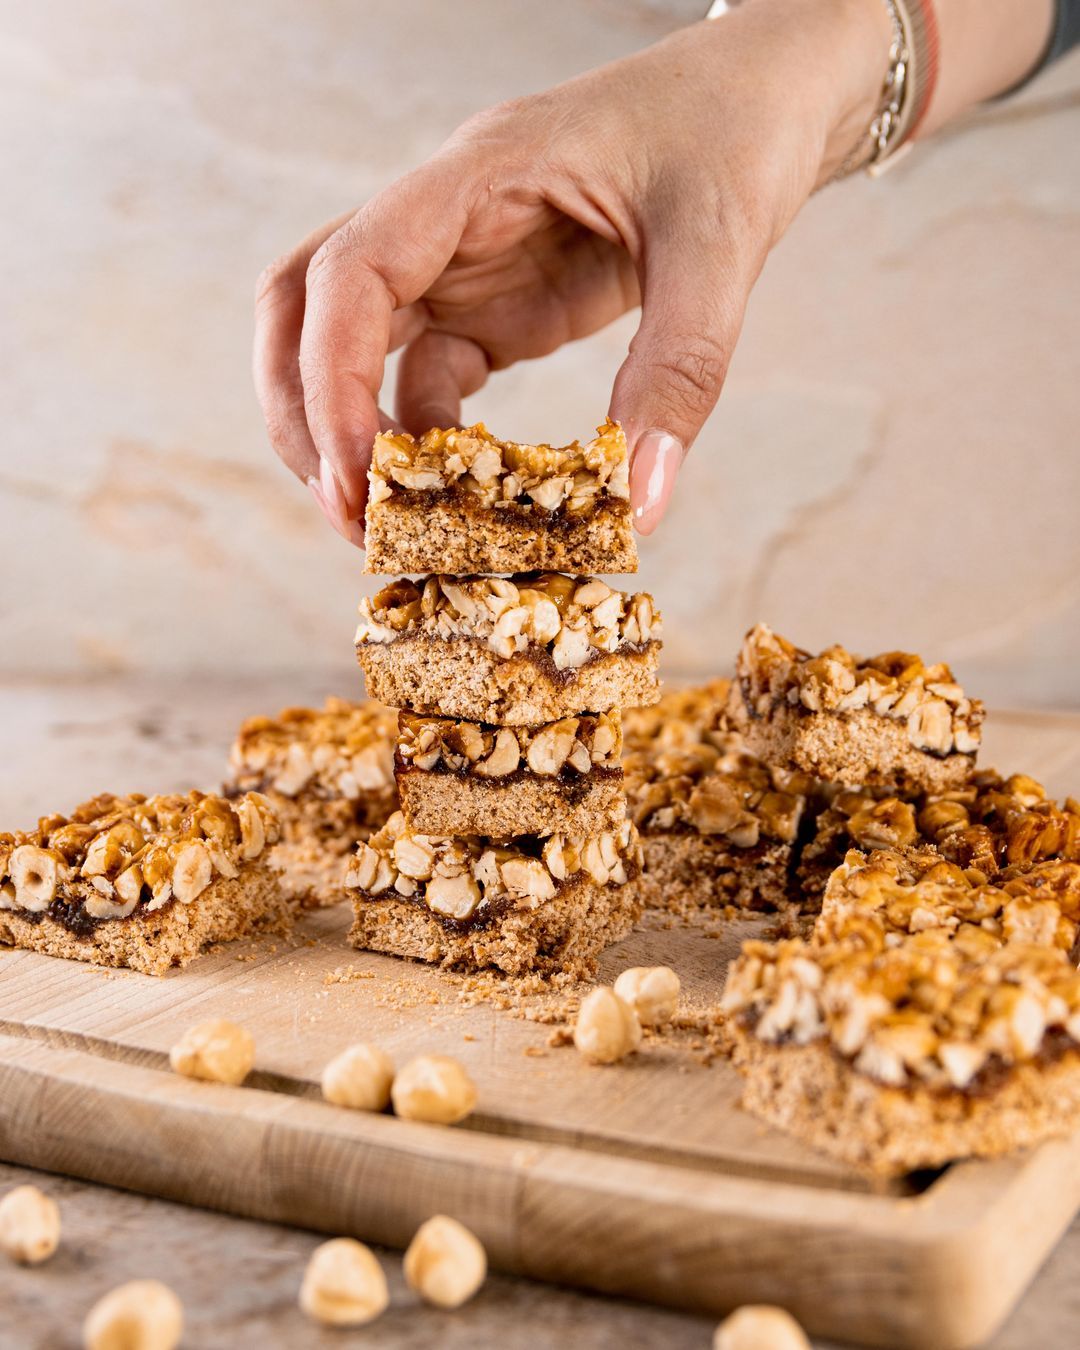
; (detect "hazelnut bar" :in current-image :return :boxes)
[227,698,398,907]
[733,623,984,793]
[722,928,1080,1175]
[396,710,625,838]
[363,419,635,575]
[355,574,661,725]
[0,791,286,976]
[345,811,642,977]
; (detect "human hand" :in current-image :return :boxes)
[254,0,890,543]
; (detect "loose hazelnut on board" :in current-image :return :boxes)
[391,1055,478,1125]
[169,1019,255,1086]
[0,1185,60,1264]
[573,987,642,1064]
[321,1044,395,1112]
[713,1305,810,1350]
[299,1238,389,1326]
[404,1215,487,1309]
[613,966,681,1028]
[83,1280,183,1350]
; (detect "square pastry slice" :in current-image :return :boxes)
[355,574,661,725]
[622,682,806,913]
[0,791,285,976]
[364,419,635,574]
[344,811,641,977]
[395,710,624,838]
[722,925,1080,1176]
[227,697,398,907]
[733,623,984,793]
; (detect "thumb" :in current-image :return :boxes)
[610,223,751,534]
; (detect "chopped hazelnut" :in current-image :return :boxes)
[404,1215,487,1309]
[0,1185,60,1265]
[713,1305,810,1350]
[392,1055,478,1125]
[169,1019,255,1086]
[299,1238,389,1326]
[321,1043,395,1112]
[83,1279,183,1350]
[573,987,642,1064]
[613,966,681,1028]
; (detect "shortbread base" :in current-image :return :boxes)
[348,876,640,978]
[740,703,975,793]
[728,1027,1080,1176]
[364,494,636,575]
[638,834,792,915]
[397,768,624,838]
[358,636,660,725]
[266,792,396,908]
[0,867,289,977]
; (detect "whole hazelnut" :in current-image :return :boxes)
[713,1305,810,1350]
[321,1043,395,1112]
[573,987,641,1064]
[169,1019,255,1086]
[391,1055,477,1125]
[83,1279,183,1350]
[299,1238,389,1326]
[404,1215,487,1309]
[0,1185,60,1265]
[613,965,681,1027]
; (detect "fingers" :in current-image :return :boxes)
[298,162,474,520]
[610,217,756,535]
[395,330,491,434]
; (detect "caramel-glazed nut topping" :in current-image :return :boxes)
[0,790,279,923]
[229,696,397,800]
[368,419,629,516]
[736,623,984,757]
[355,574,661,670]
[397,710,622,778]
[345,812,641,922]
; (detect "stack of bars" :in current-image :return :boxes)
[346,421,662,976]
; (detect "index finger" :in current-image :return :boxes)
[298,159,476,518]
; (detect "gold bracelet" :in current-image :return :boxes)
[832,0,912,180]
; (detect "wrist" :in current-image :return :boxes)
[813,0,897,183]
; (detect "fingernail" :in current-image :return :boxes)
[319,456,351,534]
[307,469,361,546]
[630,429,684,535]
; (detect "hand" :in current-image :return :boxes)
[254,0,890,542]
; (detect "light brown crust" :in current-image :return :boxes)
[264,795,378,909]
[637,834,792,915]
[357,636,660,725]
[364,494,636,575]
[0,865,288,977]
[397,768,625,838]
[728,1026,1080,1176]
[347,874,640,978]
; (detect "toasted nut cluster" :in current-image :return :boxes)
[714,1305,810,1350]
[723,922,1080,1092]
[736,623,984,757]
[228,697,397,803]
[621,678,733,752]
[345,813,641,921]
[368,419,629,515]
[919,770,1080,873]
[300,1238,389,1326]
[169,1019,256,1086]
[404,1215,487,1308]
[613,966,681,1027]
[573,986,642,1064]
[355,574,661,670]
[391,1055,478,1125]
[83,1279,183,1350]
[321,1043,395,1112]
[624,727,804,847]
[0,1185,60,1265]
[398,710,622,778]
[0,790,279,924]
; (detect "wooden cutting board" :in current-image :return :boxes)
[1,700,1079,1350]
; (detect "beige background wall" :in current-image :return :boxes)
[2,0,1078,707]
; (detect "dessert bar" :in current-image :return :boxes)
[0,790,285,976]
[396,710,625,838]
[363,420,635,575]
[355,574,661,725]
[345,811,641,977]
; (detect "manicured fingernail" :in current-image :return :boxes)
[307,470,359,545]
[630,429,684,535]
[319,456,351,534]
[345,518,366,548]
